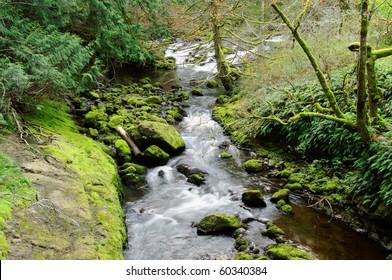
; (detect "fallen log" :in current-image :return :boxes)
[115,126,141,157]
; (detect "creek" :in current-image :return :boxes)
[120,41,387,260]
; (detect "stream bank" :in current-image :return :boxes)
[0,99,126,259]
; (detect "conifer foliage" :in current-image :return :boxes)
[0,0,168,115]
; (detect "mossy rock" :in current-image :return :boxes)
[234,252,269,260]
[262,222,285,240]
[145,96,163,105]
[387,254,392,260]
[265,244,315,260]
[188,173,206,186]
[288,175,302,183]
[219,152,233,159]
[235,237,250,251]
[87,91,100,100]
[120,163,146,175]
[241,190,267,208]
[129,121,185,155]
[280,204,293,215]
[84,109,108,127]
[308,178,338,195]
[197,213,241,235]
[191,89,204,96]
[206,79,219,88]
[243,159,264,173]
[278,169,293,178]
[285,183,303,191]
[115,139,131,163]
[108,115,126,129]
[270,189,290,203]
[276,199,286,208]
[141,145,170,166]
[88,128,99,138]
[122,173,146,188]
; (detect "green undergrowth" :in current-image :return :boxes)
[0,152,35,260]
[26,99,126,259]
[213,65,392,211]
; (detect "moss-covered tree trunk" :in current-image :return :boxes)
[211,0,235,92]
[357,0,371,142]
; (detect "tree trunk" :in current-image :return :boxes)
[357,0,371,142]
[211,0,234,92]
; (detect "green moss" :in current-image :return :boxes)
[188,173,206,186]
[276,199,286,208]
[145,96,163,104]
[141,145,170,166]
[266,244,315,260]
[85,109,108,127]
[121,163,146,175]
[289,175,302,183]
[88,128,99,138]
[270,189,290,203]
[27,99,126,259]
[285,183,303,191]
[130,120,186,155]
[206,79,219,88]
[262,222,285,239]
[115,139,132,163]
[281,204,293,214]
[308,178,339,195]
[122,173,146,187]
[191,89,204,96]
[219,152,233,159]
[0,231,9,260]
[87,91,100,100]
[197,213,241,234]
[234,252,269,260]
[243,159,264,173]
[278,169,293,178]
[241,190,267,207]
[108,115,126,129]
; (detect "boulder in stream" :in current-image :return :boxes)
[128,120,186,156]
[176,163,208,186]
[265,244,315,260]
[270,189,290,203]
[243,159,264,173]
[197,213,242,235]
[241,190,267,208]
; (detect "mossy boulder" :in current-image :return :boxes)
[108,115,126,129]
[120,163,146,175]
[234,252,269,260]
[141,145,170,166]
[276,199,286,208]
[84,109,108,127]
[197,213,242,235]
[129,121,185,155]
[243,159,264,173]
[265,244,315,260]
[87,91,100,100]
[115,139,131,163]
[88,128,99,138]
[191,89,204,96]
[278,169,293,178]
[188,173,206,186]
[241,190,267,208]
[281,204,293,214]
[262,222,285,240]
[288,175,302,183]
[308,178,338,195]
[285,183,303,191]
[206,79,219,88]
[235,237,250,252]
[121,173,146,188]
[219,152,233,159]
[270,189,290,203]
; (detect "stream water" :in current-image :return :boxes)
[121,41,388,260]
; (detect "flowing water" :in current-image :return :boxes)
[121,41,388,260]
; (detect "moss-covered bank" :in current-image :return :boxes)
[0,99,126,259]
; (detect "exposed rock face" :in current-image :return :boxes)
[197,213,242,235]
[241,190,267,208]
[129,120,186,155]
